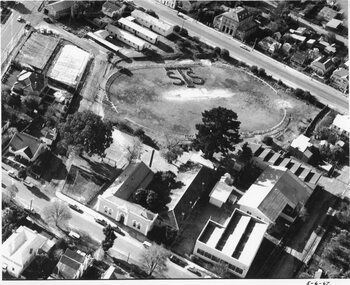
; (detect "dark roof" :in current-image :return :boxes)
[258,169,313,222]
[222,6,251,22]
[102,1,122,12]
[291,51,308,65]
[237,20,257,32]
[64,248,85,264]
[9,132,43,159]
[56,249,85,279]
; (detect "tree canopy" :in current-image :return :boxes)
[141,244,168,276]
[43,200,72,227]
[58,110,113,156]
[192,107,240,158]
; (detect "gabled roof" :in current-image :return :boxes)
[222,6,251,22]
[311,56,334,70]
[332,68,348,79]
[56,249,86,279]
[102,0,123,12]
[291,51,308,64]
[8,132,44,160]
[46,0,74,11]
[238,165,313,223]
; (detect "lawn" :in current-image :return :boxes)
[62,165,106,205]
[105,62,286,140]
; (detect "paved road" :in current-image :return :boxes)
[133,0,348,114]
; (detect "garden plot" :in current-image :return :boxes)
[15,32,59,71]
[106,63,285,138]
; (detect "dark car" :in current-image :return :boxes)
[43,17,53,23]
[169,255,188,267]
[69,204,83,213]
[187,266,202,277]
[94,218,107,226]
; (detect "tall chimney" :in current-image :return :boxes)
[149,149,155,168]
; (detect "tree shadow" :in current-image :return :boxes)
[40,153,68,182]
[156,41,174,53]
[13,2,31,14]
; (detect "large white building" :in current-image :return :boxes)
[238,165,313,224]
[131,9,174,36]
[194,209,268,278]
[331,114,350,137]
[106,24,151,51]
[118,17,160,44]
[2,226,55,278]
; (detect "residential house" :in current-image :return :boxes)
[290,34,306,43]
[131,9,174,36]
[158,163,216,233]
[96,162,158,235]
[118,17,159,44]
[2,226,55,278]
[156,0,177,9]
[101,0,125,18]
[209,173,234,208]
[289,134,315,163]
[8,132,47,163]
[213,6,258,41]
[290,51,308,67]
[325,45,337,55]
[317,6,338,22]
[258,36,281,54]
[237,165,314,224]
[331,114,350,137]
[193,209,268,278]
[43,0,74,19]
[281,42,293,55]
[106,24,150,51]
[177,0,208,13]
[53,249,92,279]
[326,19,343,31]
[331,67,349,92]
[310,56,334,76]
[306,39,316,48]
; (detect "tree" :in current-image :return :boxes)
[102,224,116,252]
[43,200,72,227]
[125,138,143,163]
[161,146,183,163]
[5,184,19,201]
[58,110,113,156]
[146,9,159,18]
[192,107,241,158]
[107,51,114,63]
[240,142,253,162]
[133,188,148,206]
[214,47,221,56]
[6,93,21,108]
[262,136,273,146]
[17,168,27,180]
[141,244,168,276]
[220,49,230,59]
[210,261,231,278]
[179,28,188,37]
[173,25,180,33]
[23,95,40,111]
[146,190,158,210]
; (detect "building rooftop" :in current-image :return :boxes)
[118,17,159,40]
[222,6,251,22]
[106,24,148,47]
[238,165,313,223]
[131,9,172,31]
[209,176,233,205]
[332,67,348,79]
[332,114,350,133]
[290,134,312,152]
[326,18,343,29]
[198,209,268,266]
[56,249,86,279]
[8,132,44,160]
[46,0,74,11]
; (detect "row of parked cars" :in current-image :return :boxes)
[168,254,210,277]
[7,169,34,188]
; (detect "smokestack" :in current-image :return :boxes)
[149,149,155,168]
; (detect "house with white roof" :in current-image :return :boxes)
[2,226,55,278]
[209,173,234,208]
[118,17,160,44]
[237,165,314,224]
[96,161,158,235]
[106,24,151,51]
[289,134,315,163]
[194,208,268,278]
[331,114,350,137]
[131,9,174,36]
[331,68,349,93]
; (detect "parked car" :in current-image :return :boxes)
[69,204,83,213]
[240,45,250,51]
[7,169,17,179]
[23,180,34,188]
[169,255,188,267]
[112,226,125,236]
[142,241,152,248]
[43,17,52,23]
[94,218,107,226]
[17,15,23,22]
[187,266,202,277]
[68,230,80,240]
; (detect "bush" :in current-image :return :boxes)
[258,68,267,77]
[262,136,273,146]
[220,48,230,59]
[173,25,180,33]
[250,65,258,74]
[214,46,221,55]
[179,28,188,37]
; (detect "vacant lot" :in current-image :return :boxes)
[106,63,286,139]
[62,165,105,205]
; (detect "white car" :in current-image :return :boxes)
[240,45,250,51]
[17,16,23,22]
[23,180,34,188]
[7,170,17,179]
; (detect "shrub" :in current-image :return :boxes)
[214,47,221,55]
[220,48,230,59]
[173,25,180,33]
[262,136,273,146]
[179,28,188,37]
[250,65,258,74]
[258,68,267,77]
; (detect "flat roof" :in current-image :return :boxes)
[106,24,147,47]
[332,114,350,133]
[131,9,172,31]
[209,180,232,203]
[118,17,159,40]
[291,134,311,152]
[198,209,267,266]
[87,32,122,53]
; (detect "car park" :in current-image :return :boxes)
[69,204,83,213]
[186,266,202,277]
[169,255,188,267]
[94,218,107,226]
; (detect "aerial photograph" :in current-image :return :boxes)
[1,0,349,282]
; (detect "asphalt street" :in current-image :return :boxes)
[133,0,349,114]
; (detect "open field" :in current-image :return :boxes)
[106,63,286,139]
